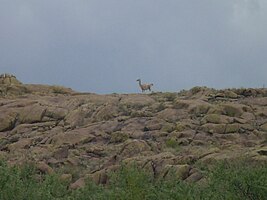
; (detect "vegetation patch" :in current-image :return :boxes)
[165,138,181,151]
[0,159,266,200]
[110,131,129,143]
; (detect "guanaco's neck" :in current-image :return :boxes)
[138,80,142,87]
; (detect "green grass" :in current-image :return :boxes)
[165,138,181,152]
[0,159,266,200]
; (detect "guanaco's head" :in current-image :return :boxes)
[136,79,141,82]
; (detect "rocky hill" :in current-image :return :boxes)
[0,74,266,189]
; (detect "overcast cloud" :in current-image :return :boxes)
[0,0,267,93]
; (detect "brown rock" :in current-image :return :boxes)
[45,107,68,120]
[225,124,240,133]
[145,122,162,131]
[201,123,226,134]
[224,90,238,99]
[120,139,151,158]
[241,112,255,121]
[220,103,245,117]
[51,128,95,146]
[53,146,69,159]
[8,138,32,152]
[157,108,181,122]
[0,74,22,85]
[174,99,191,109]
[60,174,72,182]
[0,111,18,132]
[90,170,108,185]
[110,131,129,143]
[186,171,203,183]
[161,164,191,180]
[19,104,46,124]
[119,94,155,108]
[64,109,86,128]
[70,178,85,190]
[201,114,231,124]
[161,123,175,133]
[91,103,119,122]
[189,101,213,115]
[260,123,267,132]
[175,122,187,132]
[36,162,54,174]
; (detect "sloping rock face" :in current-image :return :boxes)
[0,73,22,85]
[0,73,74,97]
[0,77,267,187]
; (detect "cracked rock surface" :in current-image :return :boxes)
[0,76,266,186]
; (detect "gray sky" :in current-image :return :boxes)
[1,0,267,93]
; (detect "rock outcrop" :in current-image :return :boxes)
[0,75,266,188]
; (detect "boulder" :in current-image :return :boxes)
[220,103,245,117]
[161,164,191,180]
[36,161,54,174]
[44,107,68,120]
[201,114,231,124]
[53,146,69,159]
[119,94,155,109]
[19,105,46,124]
[224,90,238,99]
[144,118,164,131]
[260,123,267,132]
[225,124,240,133]
[185,171,203,183]
[51,129,95,146]
[64,109,86,128]
[8,138,32,152]
[91,103,119,122]
[0,111,18,132]
[60,174,72,182]
[189,102,213,115]
[157,108,181,122]
[110,131,129,143]
[70,178,85,190]
[90,165,120,185]
[174,100,191,109]
[90,170,108,185]
[0,74,22,85]
[201,123,226,134]
[161,123,175,133]
[119,140,151,158]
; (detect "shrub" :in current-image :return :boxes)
[165,138,181,152]
[204,159,267,200]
